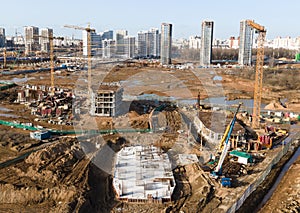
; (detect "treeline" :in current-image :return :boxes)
[173,46,298,61]
[237,67,300,90]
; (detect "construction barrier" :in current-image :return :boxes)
[226,131,300,213]
[0,120,38,131]
[0,119,151,135]
[1,67,64,76]
[0,81,17,91]
[50,128,151,135]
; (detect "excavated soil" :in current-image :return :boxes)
[237,147,298,213]
[258,150,300,213]
[0,64,299,212]
[0,136,120,212]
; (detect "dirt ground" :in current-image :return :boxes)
[2,62,299,112]
[236,147,297,213]
[258,152,300,213]
[217,69,300,112]
[0,136,120,213]
[0,62,299,212]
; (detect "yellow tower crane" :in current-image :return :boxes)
[64,24,95,95]
[246,20,267,129]
[34,34,63,95]
[3,48,6,69]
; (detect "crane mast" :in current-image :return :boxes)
[246,20,267,129]
[3,48,6,69]
[34,34,63,96]
[64,24,95,95]
[49,36,54,95]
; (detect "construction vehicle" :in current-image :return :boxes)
[246,20,267,129]
[220,177,232,188]
[210,103,242,187]
[217,103,245,152]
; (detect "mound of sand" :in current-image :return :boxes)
[264,100,286,110]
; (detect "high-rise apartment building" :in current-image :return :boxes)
[124,36,135,58]
[40,28,53,53]
[102,39,115,58]
[116,30,128,56]
[82,31,102,56]
[238,20,254,66]
[24,26,39,55]
[160,23,172,65]
[200,21,214,67]
[0,28,6,47]
[149,28,160,57]
[137,28,160,58]
[137,31,147,56]
[101,30,113,40]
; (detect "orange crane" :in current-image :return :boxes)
[34,34,63,95]
[246,20,267,129]
[64,24,95,95]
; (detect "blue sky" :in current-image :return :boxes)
[1,0,299,39]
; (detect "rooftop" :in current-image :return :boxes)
[229,150,252,159]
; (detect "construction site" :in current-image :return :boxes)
[0,20,299,213]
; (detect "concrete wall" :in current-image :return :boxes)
[194,116,223,144]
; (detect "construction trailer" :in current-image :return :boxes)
[30,130,51,140]
[229,150,253,165]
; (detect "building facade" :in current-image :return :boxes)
[229,36,240,49]
[0,27,5,47]
[189,35,201,49]
[271,36,300,50]
[102,39,115,58]
[82,31,102,56]
[24,26,39,55]
[137,31,147,56]
[137,28,161,58]
[116,30,128,56]
[124,36,135,58]
[238,20,254,66]
[160,23,172,65]
[13,35,25,46]
[200,21,214,67]
[92,86,123,117]
[101,30,113,40]
[40,28,53,53]
[149,28,160,57]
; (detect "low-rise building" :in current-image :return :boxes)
[91,85,123,117]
